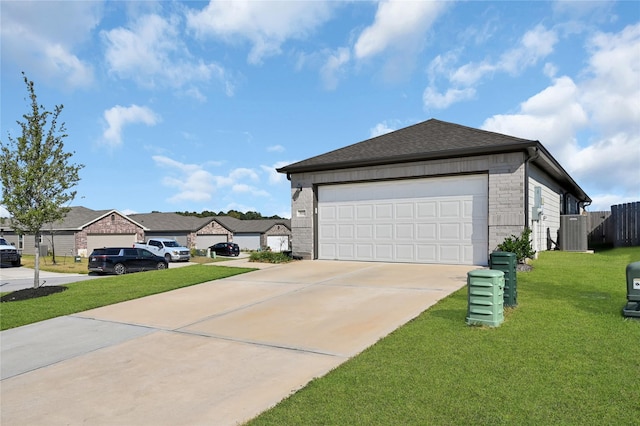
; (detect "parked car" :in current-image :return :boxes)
[134,238,190,262]
[0,237,21,267]
[209,242,240,257]
[88,247,168,275]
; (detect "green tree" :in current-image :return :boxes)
[0,73,84,288]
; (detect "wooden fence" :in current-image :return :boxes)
[587,202,640,247]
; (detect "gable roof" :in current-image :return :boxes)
[46,207,147,231]
[128,212,211,232]
[277,118,590,203]
[213,216,291,234]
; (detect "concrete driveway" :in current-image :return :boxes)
[1,260,475,425]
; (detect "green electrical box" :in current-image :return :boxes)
[466,269,504,327]
[622,261,640,318]
[490,251,517,307]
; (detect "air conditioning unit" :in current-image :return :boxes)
[560,215,588,251]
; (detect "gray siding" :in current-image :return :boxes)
[528,164,562,253]
[289,152,527,261]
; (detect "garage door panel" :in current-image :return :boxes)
[439,245,462,263]
[338,224,354,239]
[396,203,414,219]
[355,244,373,259]
[396,223,414,239]
[376,224,393,239]
[417,245,437,262]
[440,201,461,218]
[395,244,414,261]
[320,224,336,239]
[355,224,372,239]
[417,223,437,239]
[375,245,393,260]
[356,205,373,219]
[375,204,393,219]
[318,175,488,265]
[440,223,461,240]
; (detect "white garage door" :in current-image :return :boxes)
[87,234,136,255]
[234,233,261,251]
[266,235,290,252]
[196,234,228,249]
[317,175,488,265]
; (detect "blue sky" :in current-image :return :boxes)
[1,0,638,219]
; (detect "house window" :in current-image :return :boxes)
[18,234,23,250]
[111,214,115,223]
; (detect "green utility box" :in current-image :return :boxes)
[622,261,640,318]
[490,251,517,307]
[466,269,504,327]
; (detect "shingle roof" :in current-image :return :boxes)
[277,118,590,203]
[128,212,210,232]
[213,216,291,233]
[277,119,536,174]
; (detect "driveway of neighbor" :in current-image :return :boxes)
[1,259,475,426]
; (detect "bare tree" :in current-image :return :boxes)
[0,73,83,288]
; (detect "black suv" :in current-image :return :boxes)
[209,242,240,257]
[88,247,168,275]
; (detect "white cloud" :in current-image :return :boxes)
[260,161,291,185]
[354,0,447,60]
[482,24,640,211]
[425,24,558,110]
[0,205,10,218]
[320,47,351,90]
[423,86,476,110]
[102,105,160,147]
[370,122,395,138]
[1,1,99,89]
[153,156,216,203]
[102,13,232,95]
[267,145,285,153]
[186,0,335,65]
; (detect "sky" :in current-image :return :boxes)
[1,0,639,219]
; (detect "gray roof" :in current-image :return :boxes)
[128,212,210,232]
[130,212,291,234]
[213,216,291,234]
[278,119,536,174]
[45,207,147,231]
[278,118,590,202]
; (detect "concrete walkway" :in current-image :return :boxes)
[1,260,475,425]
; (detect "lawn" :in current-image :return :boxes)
[0,264,254,330]
[17,254,223,274]
[249,247,640,425]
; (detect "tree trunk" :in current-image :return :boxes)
[34,232,41,289]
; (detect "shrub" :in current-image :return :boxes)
[249,251,291,264]
[496,227,536,263]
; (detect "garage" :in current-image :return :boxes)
[196,234,228,249]
[317,175,488,265]
[266,235,290,252]
[87,234,137,255]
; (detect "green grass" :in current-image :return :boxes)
[249,247,640,425]
[0,265,254,330]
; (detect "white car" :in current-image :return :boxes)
[0,237,21,267]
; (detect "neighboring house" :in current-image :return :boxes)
[214,216,292,252]
[1,209,291,257]
[130,213,291,252]
[0,206,147,257]
[277,118,590,265]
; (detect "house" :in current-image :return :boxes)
[129,213,291,252]
[277,118,590,265]
[1,208,292,257]
[0,206,147,257]
[213,216,292,252]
